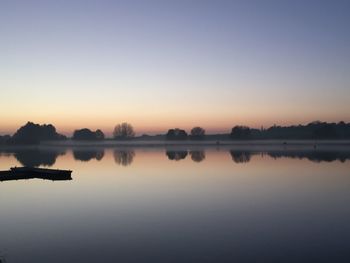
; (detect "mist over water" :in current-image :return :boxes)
[0,146,350,262]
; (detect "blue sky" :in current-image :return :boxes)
[1,0,349,135]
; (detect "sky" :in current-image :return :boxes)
[1,0,349,136]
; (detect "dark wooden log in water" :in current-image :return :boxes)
[0,167,72,182]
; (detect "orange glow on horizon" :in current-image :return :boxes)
[1,113,349,137]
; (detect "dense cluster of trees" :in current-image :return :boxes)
[73,128,104,141]
[230,121,350,140]
[166,127,206,140]
[230,126,251,139]
[166,128,188,140]
[1,121,350,145]
[9,122,66,144]
[164,122,350,140]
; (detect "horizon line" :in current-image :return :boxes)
[1,120,349,137]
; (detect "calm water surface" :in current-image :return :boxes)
[0,146,350,262]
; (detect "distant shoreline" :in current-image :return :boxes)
[41,139,350,147]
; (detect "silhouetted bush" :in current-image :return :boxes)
[72,128,105,140]
[230,126,252,139]
[11,122,66,144]
[190,127,205,140]
[166,128,188,140]
[113,123,135,139]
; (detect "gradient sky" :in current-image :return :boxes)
[1,0,349,136]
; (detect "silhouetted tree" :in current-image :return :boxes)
[95,129,105,140]
[11,122,66,144]
[230,126,252,139]
[190,151,205,162]
[73,129,95,140]
[190,127,205,139]
[166,150,188,161]
[113,123,135,139]
[72,128,104,140]
[166,128,188,140]
[113,150,135,166]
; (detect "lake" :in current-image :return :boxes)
[0,145,350,262]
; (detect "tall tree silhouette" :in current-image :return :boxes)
[113,123,135,139]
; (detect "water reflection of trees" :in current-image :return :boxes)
[166,150,188,161]
[190,151,206,162]
[73,149,104,162]
[227,150,350,163]
[113,150,135,166]
[268,151,350,163]
[14,148,66,167]
[229,151,252,163]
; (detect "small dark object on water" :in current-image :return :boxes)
[0,167,72,182]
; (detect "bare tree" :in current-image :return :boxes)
[113,122,135,139]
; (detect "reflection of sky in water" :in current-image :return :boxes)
[0,148,350,262]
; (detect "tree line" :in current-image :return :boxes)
[1,120,350,145]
